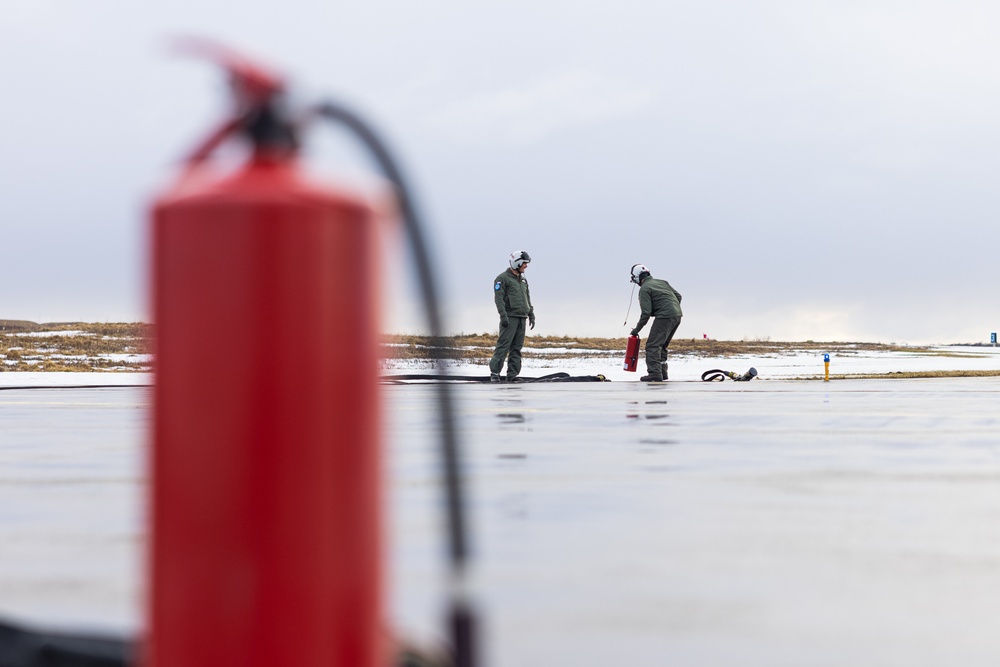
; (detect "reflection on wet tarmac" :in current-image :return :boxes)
[626,398,671,422]
[386,379,1000,667]
[8,379,1000,666]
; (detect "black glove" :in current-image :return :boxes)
[501,315,509,328]
[630,328,639,337]
[528,314,535,330]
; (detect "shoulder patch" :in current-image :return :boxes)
[494,281,501,291]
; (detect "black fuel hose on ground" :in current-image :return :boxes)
[0,620,131,667]
[383,372,609,384]
[0,385,147,391]
[701,367,758,382]
[313,101,477,667]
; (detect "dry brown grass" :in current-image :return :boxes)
[380,334,932,361]
[795,370,1000,380]
[1,322,151,372]
[1,323,984,376]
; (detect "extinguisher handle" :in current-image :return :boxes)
[172,37,286,105]
[183,118,242,165]
[173,39,298,159]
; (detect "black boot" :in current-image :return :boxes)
[640,374,663,382]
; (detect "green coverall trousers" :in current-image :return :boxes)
[645,315,682,379]
[489,316,526,379]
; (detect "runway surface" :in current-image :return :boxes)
[389,377,1000,666]
[2,376,1000,666]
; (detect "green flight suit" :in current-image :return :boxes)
[631,277,683,379]
[490,268,534,379]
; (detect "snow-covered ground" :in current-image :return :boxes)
[383,344,1000,381]
[0,372,151,387]
[1,345,997,387]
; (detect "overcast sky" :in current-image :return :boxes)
[3,1,998,343]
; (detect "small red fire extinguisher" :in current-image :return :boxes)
[149,45,385,667]
[624,335,640,372]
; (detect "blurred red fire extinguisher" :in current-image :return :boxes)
[149,42,476,667]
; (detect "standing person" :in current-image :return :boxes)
[628,264,683,382]
[489,251,535,383]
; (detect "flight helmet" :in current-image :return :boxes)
[509,250,531,270]
[630,263,651,285]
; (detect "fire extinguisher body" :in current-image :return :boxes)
[149,158,383,667]
[624,334,640,372]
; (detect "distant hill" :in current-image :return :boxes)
[0,320,42,332]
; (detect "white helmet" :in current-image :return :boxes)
[630,263,650,285]
[509,250,531,270]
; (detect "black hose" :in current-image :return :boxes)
[0,619,131,667]
[313,101,477,667]
[382,372,610,384]
[0,385,148,391]
[701,367,758,382]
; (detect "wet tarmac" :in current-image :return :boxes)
[0,386,144,632]
[387,378,1000,666]
[2,377,1000,666]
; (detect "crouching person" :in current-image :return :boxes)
[628,264,682,382]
